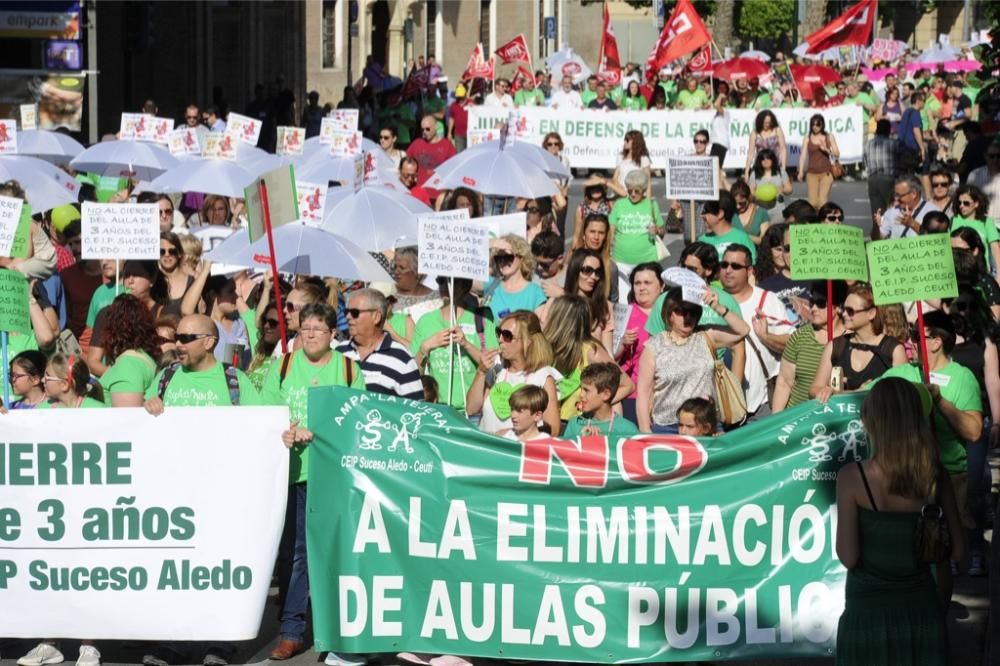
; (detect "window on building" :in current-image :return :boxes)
[322,0,337,69]
[479,0,491,51]
[425,0,437,59]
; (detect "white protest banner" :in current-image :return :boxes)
[119,113,148,141]
[611,301,632,354]
[662,266,709,303]
[203,132,237,161]
[0,194,25,256]
[296,181,328,227]
[226,112,262,145]
[168,128,201,156]
[482,212,527,239]
[0,119,17,154]
[0,407,289,640]
[665,155,720,201]
[81,202,160,260]
[276,126,305,155]
[418,210,490,281]
[330,109,359,131]
[330,130,362,157]
[19,104,37,131]
[468,105,864,169]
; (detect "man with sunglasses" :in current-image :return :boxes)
[398,156,432,207]
[335,288,423,399]
[483,78,514,108]
[872,174,939,241]
[405,114,455,190]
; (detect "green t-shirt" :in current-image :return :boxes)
[146,362,262,407]
[753,92,773,110]
[563,414,640,439]
[951,216,999,253]
[262,349,364,484]
[608,87,624,104]
[621,95,647,111]
[731,206,770,237]
[514,89,544,107]
[879,361,982,473]
[100,350,157,396]
[36,397,107,409]
[676,88,708,110]
[240,308,260,347]
[698,227,757,264]
[609,197,663,265]
[411,308,498,412]
[922,96,941,132]
[645,285,741,335]
[580,89,597,107]
[86,283,118,328]
[782,325,826,408]
[6,331,38,357]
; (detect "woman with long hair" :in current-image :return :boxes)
[247,303,283,391]
[160,231,194,316]
[523,197,558,242]
[876,85,904,135]
[749,148,793,198]
[465,311,561,435]
[575,176,612,233]
[621,80,648,111]
[542,131,570,234]
[835,378,960,664]
[537,249,612,350]
[730,179,770,244]
[38,353,105,409]
[543,295,633,423]
[443,186,483,218]
[951,243,1000,320]
[571,214,621,303]
[744,110,788,179]
[86,260,165,376]
[616,263,665,423]
[818,201,846,224]
[797,113,841,208]
[811,284,907,402]
[609,129,652,199]
[754,222,789,284]
[97,295,163,407]
[485,234,546,319]
[951,183,1000,272]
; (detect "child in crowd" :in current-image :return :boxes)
[563,363,639,438]
[505,385,549,442]
[676,397,718,436]
[421,374,439,403]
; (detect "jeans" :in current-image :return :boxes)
[651,423,680,434]
[277,483,309,642]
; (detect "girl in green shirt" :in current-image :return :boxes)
[38,353,107,409]
[952,184,1000,273]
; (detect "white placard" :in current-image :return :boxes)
[276,126,305,155]
[661,266,708,304]
[0,120,16,154]
[0,194,25,256]
[203,132,237,161]
[329,130,362,157]
[119,113,149,141]
[362,152,380,184]
[149,117,174,144]
[0,407,289,640]
[467,128,501,146]
[81,202,160,260]
[296,180,328,227]
[418,210,490,281]
[665,155,720,202]
[168,128,201,156]
[226,112,262,145]
[482,212,527,239]
[352,154,364,192]
[611,302,633,354]
[330,109,359,131]
[19,104,37,131]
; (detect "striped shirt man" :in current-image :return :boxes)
[336,333,423,399]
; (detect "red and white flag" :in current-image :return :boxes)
[597,2,622,86]
[685,46,714,74]
[803,0,877,54]
[462,43,485,80]
[495,34,532,66]
[645,0,711,76]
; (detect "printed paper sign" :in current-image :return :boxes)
[352,154,364,192]
[665,156,720,201]
[226,112,262,145]
[19,104,37,131]
[168,128,201,156]
[611,301,633,353]
[0,268,30,334]
[330,109,359,131]
[0,407,289,639]
[790,224,868,282]
[482,212,527,240]
[362,152,380,185]
[119,113,148,140]
[149,117,174,144]
[418,210,489,281]
[661,266,708,304]
[867,234,958,305]
[296,181,328,227]
[81,202,160,260]
[4,201,33,259]
[329,130,362,157]
[203,132,237,161]
[276,126,305,155]
[0,119,17,154]
[0,194,25,256]
[467,129,501,146]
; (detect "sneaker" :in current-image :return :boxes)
[76,646,100,666]
[396,654,434,666]
[324,653,366,666]
[968,553,986,577]
[19,644,65,666]
[202,654,227,666]
[141,654,168,666]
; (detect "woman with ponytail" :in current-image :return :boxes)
[39,353,105,408]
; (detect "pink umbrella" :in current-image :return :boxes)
[942,60,981,72]
[861,67,896,81]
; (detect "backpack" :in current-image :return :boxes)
[278,351,356,387]
[157,362,242,406]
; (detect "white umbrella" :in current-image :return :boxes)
[464,139,570,179]
[71,139,179,181]
[545,47,592,84]
[246,222,392,281]
[16,130,85,165]
[149,159,257,198]
[426,149,558,198]
[320,184,432,251]
[296,155,360,184]
[0,155,79,213]
[916,43,963,64]
[740,50,771,62]
[303,136,395,172]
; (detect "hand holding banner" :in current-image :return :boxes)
[417,210,488,282]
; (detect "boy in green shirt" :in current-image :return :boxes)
[563,362,639,438]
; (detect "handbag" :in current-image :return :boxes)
[650,201,670,261]
[703,333,747,427]
[912,472,952,563]
[830,160,845,179]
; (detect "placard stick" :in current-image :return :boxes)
[689,200,696,244]
[827,280,834,343]
[1,331,8,408]
[915,301,930,383]
[259,180,289,354]
[115,261,120,296]
[447,277,456,402]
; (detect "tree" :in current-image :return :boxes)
[712,0,735,51]
[736,0,794,43]
[801,0,828,40]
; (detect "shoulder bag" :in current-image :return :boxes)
[702,332,748,427]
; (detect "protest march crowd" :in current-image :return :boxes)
[2,0,1000,664]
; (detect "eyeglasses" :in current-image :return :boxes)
[544,142,561,148]
[421,127,435,134]
[263,317,280,328]
[379,134,393,141]
[525,206,541,214]
[345,308,377,319]
[9,372,29,383]
[693,139,707,144]
[719,261,748,270]
[495,327,516,343]
[958,199,975,207]
[825,214,844,222]
[493,252,516,266]
[841,305,871,318]
[628,187,645,195]
[579,265,603,277]
[931,181,950,188]
[809,297,828,309]
[300,327,332,336]
[185,115,199,120]
[175,332,216,344]
[285,302,305,312]
[42,374,66,383]
[160,248,179,257]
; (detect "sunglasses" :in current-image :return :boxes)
[579,265,603,277]
[160,248,179,257]
[809,297,828,309]
[185,115,199,120]
[841,305,871,318]
[285,302,305,312]
[379,134,393,140]
[494,252,516,266]
[495,327,516,343]
[719,261,748,270]
[931,181,950,188]
[693,139,707,144]
[825,214,844,222]
[544,142,561,148]
[345,308,376,319]
[958,199,975,207]
[263,317,280,328]
[176,332,215,344]
[628,187,645,195]
[160,208,174,217]
[422,127,435,133]
[525,207,541,214]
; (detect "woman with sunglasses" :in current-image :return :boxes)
[744,110,787,181]
[96,295,163,407]
[159,231,193,316]
[951,184,1000,273]
[537,249,613,351]
[523,197,558,243]
[570,214,622,303]
[609,130,652,199]
[484,235,546,320]
[797,114,841,209]
[817,202,846,225]
[466,311,561,436]
[926,169,954,216]
[5,350,48,409]
[615,262,664,423]
[542,131,570,234]
[772,281,847,413]
[609,170,665,273]
[377,125,404,178]
[575,176,612,234]
[810,284,907,403]
[269,282,325,355]
[246,303,283,391]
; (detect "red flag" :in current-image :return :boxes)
[494,34,531,65]
[400,65,434,99]
[511,64,536,93]
[685,46,714,75]
[597,2,622,86]
[462,43,485,80]
[645,0,711,75]
[803,0,877,54]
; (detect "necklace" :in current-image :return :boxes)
[668,331,691,346]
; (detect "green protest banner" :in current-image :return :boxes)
[0,269,30,334]
[9,202,32,259]
[789,224,867,282]
[245,165,300,242]
[866,234,958,305]
[307,388,865,662]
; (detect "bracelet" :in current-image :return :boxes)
[719,306,729,316]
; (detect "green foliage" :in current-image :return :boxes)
[736,0,795,42]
